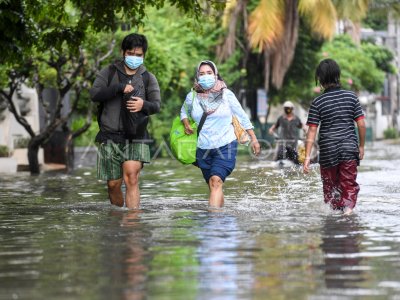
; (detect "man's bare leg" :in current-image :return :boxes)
[208,175,224,208]
[107,178,124,207]
[123,161,142,209]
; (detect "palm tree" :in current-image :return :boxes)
[334,0,370,43]
[218,0,369,91]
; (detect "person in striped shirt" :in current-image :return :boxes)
[303,59,366,215]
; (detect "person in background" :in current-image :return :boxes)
[303,58,366,215]
[90,33,161,209]
[180,60,260,208]
[268,101,306,164]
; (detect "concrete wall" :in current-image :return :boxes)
[374,101,392,139]
[0,84,44,171]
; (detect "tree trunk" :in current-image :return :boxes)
[270,0,299,89]
[343,19,361,45]
[216,0,247,62]
[28,138,41,175]
[65,132,75,172]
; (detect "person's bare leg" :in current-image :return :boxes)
[343,207,353,215]
[123,161,142,209]
[107,178,124,207]
[208,175,224,208]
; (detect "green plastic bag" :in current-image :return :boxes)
[169,115,198,164]
[169,95,198,164]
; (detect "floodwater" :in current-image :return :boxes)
[1,140,400,300]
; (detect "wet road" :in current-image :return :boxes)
[0,140,400,299]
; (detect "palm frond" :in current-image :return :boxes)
[222,0,238,28]
[333,0,369,22]
[248,0,285,51]
[299,0,337,40]
[298,0,322,13]
[270,0,299,89]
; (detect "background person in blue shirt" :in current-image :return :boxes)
[180,60,261,208]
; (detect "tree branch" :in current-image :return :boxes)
[1,80,36,137]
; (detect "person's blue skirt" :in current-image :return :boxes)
[196,140,238,183]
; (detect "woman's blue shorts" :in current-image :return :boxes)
[196,140,238,183]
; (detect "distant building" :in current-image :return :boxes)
[0,84,44,172]
[360,13,400,139]
[0,85,71,172]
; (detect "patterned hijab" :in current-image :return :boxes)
[193,60,227,115]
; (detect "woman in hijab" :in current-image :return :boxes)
[180,60,260,208]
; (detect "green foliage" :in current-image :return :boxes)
[0,61,34,90]
[320,34,385,93]
[0,0,36,64]
[0,0,227,171]
[0,145,9,157]
[68,5,232,151]
[38,67,58,88]
[361,41,397,74]
[218,50,245,87]
[0,0,223,64]
[0,65,9,88]
[71,117,98,146]
[363,0,400,30]
[136,5,231,148]
[272,33,393,109]
[363,9,388,30]
[269,19,324,108]
[14,137,30,148]
[383,127,399,139]
[144,5,221,91]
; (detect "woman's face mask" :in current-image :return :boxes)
[198,74,216,90]
[124,56,143,70]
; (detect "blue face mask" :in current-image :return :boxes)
[198,74,216,90]
[124,56,143,70]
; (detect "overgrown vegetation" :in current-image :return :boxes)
[0,145,9,157]
[383,127,399,139]
[0,0,224,173]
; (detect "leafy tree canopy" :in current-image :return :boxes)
[364,0,400,30]
[321,35,387,94]
[361,40,397,74]
[270,33,393,110]
[136,5,239,146]
[0,0,224,64]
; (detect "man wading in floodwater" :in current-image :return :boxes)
[268,100,307,165]
[303,59,366,215]
[90,33,161,209]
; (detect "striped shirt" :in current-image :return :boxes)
[306,87,365,168]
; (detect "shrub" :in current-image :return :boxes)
[71,118,98,146]
[383,127,399,139]
[14,137,30,148]
[0,145,9,157]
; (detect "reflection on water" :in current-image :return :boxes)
[1,141,400,299]
[196,213,251,300]
[108,210,151,300]
[320,216,365,291]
